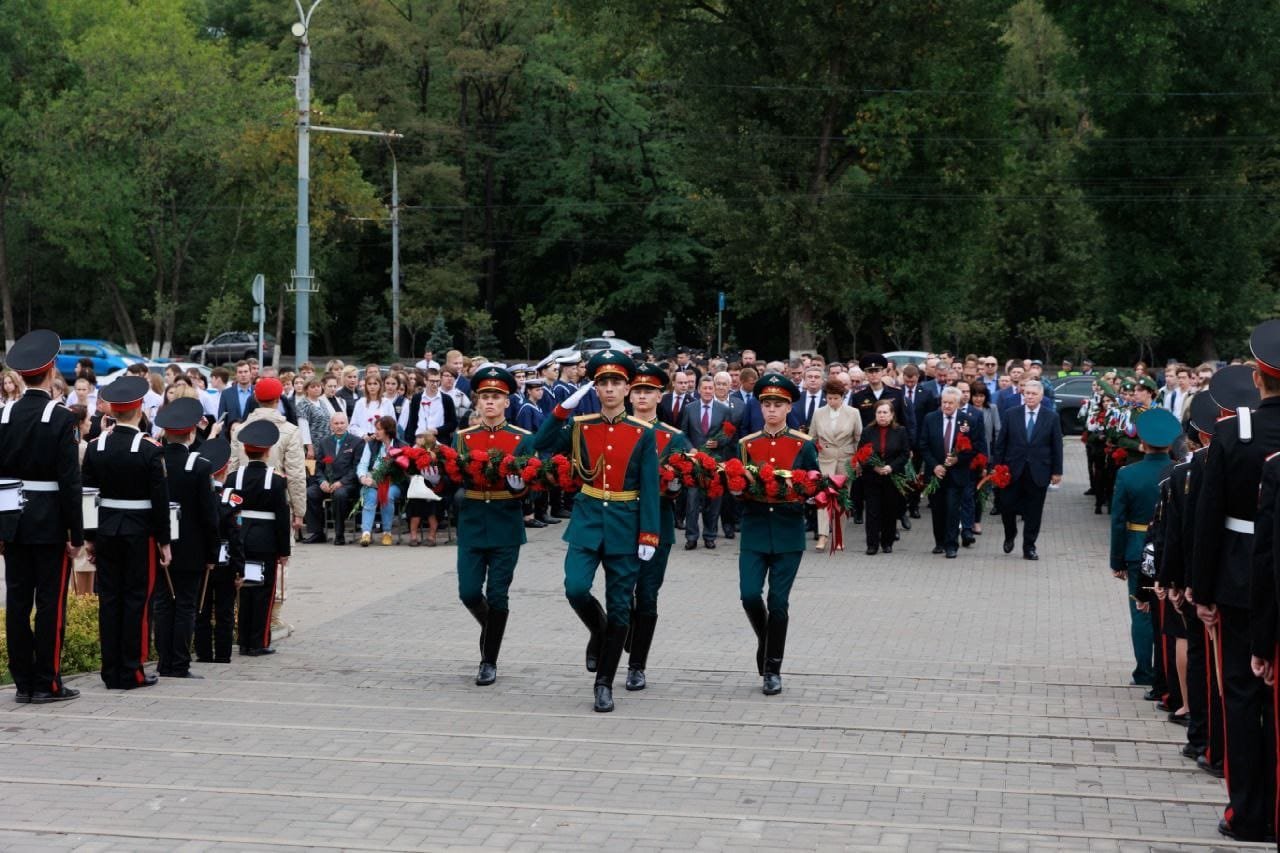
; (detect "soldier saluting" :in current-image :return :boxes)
[1,330,84,703]
[83,375,172,690]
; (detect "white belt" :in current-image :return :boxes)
[21,480,58,492]
[240,510,276,520]
[1226,516,1255,535]
[99,499,152,510]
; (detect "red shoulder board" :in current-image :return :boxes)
[229,493,244,506]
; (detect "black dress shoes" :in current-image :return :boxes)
[119,674,158,689]
[900,514,911,530]
[593,684,614,712]
[1142,688,1160,701]
[852,511,864,524]
[704,540,716,550]
[247,647,276,656]
[538,515,562,525]
[724,527,736,539]
[961,536,975,548]
[945,549,958,559]
[14,688,31,704]
[881,543,893,554]
[524,518,547,529]
[1168,711,1188,726]
[333,536,346,546]
[909,508,921,519]
[1024,549,1039,561]
[684,541,697,551]
[1180,743,1200,759]
[932,546,945,555]
[1198,754,1224,778]
[29,687,79,703]
[301,532,326,544]
[626,668,646,691]
[476,663,497,686]
[866,546,878,556]
[1002,539,1015,554]
[164,672,204,680]
[552,509,573,519]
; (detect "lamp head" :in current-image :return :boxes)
[291,22,306,38]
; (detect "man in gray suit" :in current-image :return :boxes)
[679,375,734,550]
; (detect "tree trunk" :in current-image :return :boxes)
[0,182,15,347]
[788,302,815,358]
[1194,328,1218,364]
[106,278,141,354]
[920,318,933,352]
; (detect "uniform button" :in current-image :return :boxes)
[608,427,614,433]
[770,457,775,462]
[485,499,491,504]
[602,501,609,506]
[607,445,613,451]
[769,507,774,512]
[771,440,777,446]
[606,464,613,470]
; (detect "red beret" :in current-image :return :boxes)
[254,377,283,402]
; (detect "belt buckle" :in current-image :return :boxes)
[603,488,611,501]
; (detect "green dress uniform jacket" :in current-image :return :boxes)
[653,422,692,546]
[453,422,536,548]
[1110,452,1173,571]
[738,429,821,554]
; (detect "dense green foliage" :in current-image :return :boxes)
[5,0,1278,362]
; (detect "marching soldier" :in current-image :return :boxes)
[1,329,84,703]
[230,420,291,657]
[153,398,220,678]
[425,366,535,686]
[194,438,240,664]
[533,350,660,713]
[624,362,690,691]
[732,372,819,695]
[1191,330,1280,843]
[83,375,172,690]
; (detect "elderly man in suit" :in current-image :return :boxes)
[919,386,987,558]
[303,411,361,545]
[679,374,735,549]
[992,378,1064,561]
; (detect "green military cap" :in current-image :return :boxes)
[586,349,636,383]
[754,372,801,404]
[1135,376,1157,394]
[1097,380,1117,399]
[1136,408,1180,449]
[472,365,518,396]
[631,362,668,391]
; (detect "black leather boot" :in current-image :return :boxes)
[742,599,768,676]
[476,609,508,686]
[594,623,628,712]
[569,596,606,672]
[626,612,658,691]
[465,600,489,656]
[762,610,788,695]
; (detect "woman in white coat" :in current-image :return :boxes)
[809,379,862,551]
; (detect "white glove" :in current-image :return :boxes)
[423,466,441,485]
[667,479,682,493]
[506,474,525,490]
[562,381,595,411]
[730,489,743,496]
[638,544,656,561]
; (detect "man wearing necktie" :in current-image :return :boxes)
[992,379,1064,560]
[678,376,733,549]
[919,387,986,558]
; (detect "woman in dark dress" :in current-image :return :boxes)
[856,399,911,555]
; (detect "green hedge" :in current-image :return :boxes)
[0,595,102,686]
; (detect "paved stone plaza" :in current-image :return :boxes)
[0,444,1265,851]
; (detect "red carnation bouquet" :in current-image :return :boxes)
[370,444,434,504]
[439,446,559,493]
[848,444,913,496]
[665,450,724,498]
[728,459,827,503]
[702,420,736,453]
[973,462,1012,514]
[918,433,977,498]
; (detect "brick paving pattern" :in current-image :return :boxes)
[0,444,1264,850]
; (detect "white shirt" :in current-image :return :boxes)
[349,397,396,439]
[415,359,440,372]
[400,390,446,437]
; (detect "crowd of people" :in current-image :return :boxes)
[6,326,1280,841]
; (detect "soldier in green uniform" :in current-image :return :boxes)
[425,366,535,687]
[1111,408,1181,688]
[731,373,819,696]
[533,350,660,712]
[624,362,690,691]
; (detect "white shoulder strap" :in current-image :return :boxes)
[96,432,109,452]
[221,487,233,505]
[235,467,246,491]
[0,402,14,425]
[1238,407,1253,443]
[264,466,274,488]
[130,431,144,453]
[184,451,199,471]
[41,400,58,423]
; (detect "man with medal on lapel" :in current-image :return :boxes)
[533,350,660,713]
[83,374,171,689]
[1,329,84,703]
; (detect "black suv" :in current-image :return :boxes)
[189,331,275,366]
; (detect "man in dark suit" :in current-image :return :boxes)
[791,366,826,431]
[992,378,1064,560]
[919,386,987,558]
[899,364,935,521]
[659,371,694,428]
[303,411,360,544]
[850,354,907,524]
[678,375,734,549]
[217,360,256,426]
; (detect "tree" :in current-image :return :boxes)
[650,312,678,356]
[424,314,453,355]
[462,309,501,357]
[352,297,393,364]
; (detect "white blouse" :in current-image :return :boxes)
[348,396,396,439]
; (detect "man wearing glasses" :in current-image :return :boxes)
[980,357,1001,398]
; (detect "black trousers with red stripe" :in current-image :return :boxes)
[238,557,278,653]
[3,542,71,694]
[1218,604,1276,837]
[152,569,201,675]
[1184,607,1211,755]
[96,534,156,688]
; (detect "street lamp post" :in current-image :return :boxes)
[291,0,322,365]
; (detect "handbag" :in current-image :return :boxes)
[407,475,440,501]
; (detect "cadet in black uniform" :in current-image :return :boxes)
[1191,329,1280,843]
[153,398,220,678]
[194,438,240,664]
[1,330,84,703]
[83,376,172,690]
[230,420,291,657]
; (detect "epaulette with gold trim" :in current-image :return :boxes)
[572,413,603,424]
[785,429,811,441]
[624,415,653,429]
[739,429,765,443]
[507,423,531,435]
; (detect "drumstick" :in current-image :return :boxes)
[197,567,211,612]
[161,563,176,599]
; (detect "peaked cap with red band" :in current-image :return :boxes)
[472,365,517,396]
[100,376,149,412]
[238,419,279,453]
[5,329,59,377]
[631,362,668,391]
[586,349,635,383]
[1208,363,1259,415]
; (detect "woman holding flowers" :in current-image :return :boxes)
[809,379,861,552]
[356,416,407,546]
[726,372,819,696]
[855,399,910,555]
[423,366,536,687]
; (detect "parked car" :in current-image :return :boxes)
[99,361,213,387]
[544,334,643,364]
[54,339,145,380]
[189,331,275,366]
[884,350,929,368]
[1050,374,1096,436]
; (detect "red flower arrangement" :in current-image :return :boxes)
[976,463,1013,491]
[723,458,749,494]
[970,452,988,472]
[954,434,973,454]
[1110,447,1129,464]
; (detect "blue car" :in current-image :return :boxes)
[55,339,145,380]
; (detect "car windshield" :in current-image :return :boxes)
[97,342,129,356]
